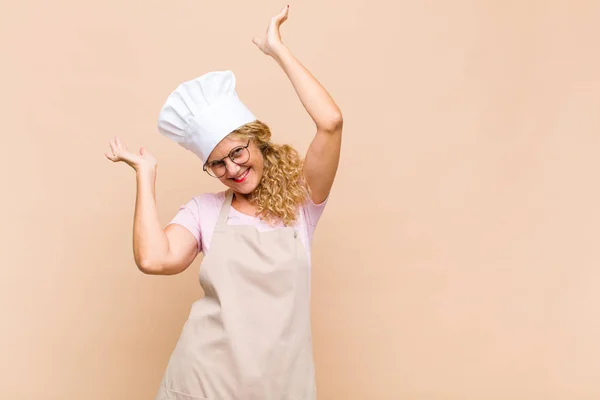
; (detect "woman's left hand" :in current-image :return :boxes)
[252,5,289,57]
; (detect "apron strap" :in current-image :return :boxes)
[215,190,234,230]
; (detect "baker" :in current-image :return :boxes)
[105,6,343,399]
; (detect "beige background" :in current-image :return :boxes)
[2,0,600,399]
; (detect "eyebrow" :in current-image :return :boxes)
[207,143,246,164]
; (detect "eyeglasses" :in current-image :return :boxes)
[203,140,251,178]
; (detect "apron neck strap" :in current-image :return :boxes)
[216,190,234,228]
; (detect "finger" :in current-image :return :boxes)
[115,136,125,152]
[252,36,263,48]
[108,139,119,157]
[272,6,288,26]
[279,4,289,20]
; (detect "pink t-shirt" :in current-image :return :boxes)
[168,191,327,269]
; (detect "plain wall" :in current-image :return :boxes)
[2,1,600,399]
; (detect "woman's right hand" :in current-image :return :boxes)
[105,136,157,173]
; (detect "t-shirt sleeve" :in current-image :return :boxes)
[168,197,202,253]
[302,194,329,241]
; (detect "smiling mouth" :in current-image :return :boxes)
[231,169,250,183]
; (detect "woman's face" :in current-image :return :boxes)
[204,136,264,195]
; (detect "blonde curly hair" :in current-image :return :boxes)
[228,120,310,226]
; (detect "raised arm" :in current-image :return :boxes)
[105,137,198,275]
[253,5,343,204]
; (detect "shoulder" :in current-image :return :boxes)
[183,191,227,212]
[300,194,329,228]
[199,190,227,207]
[174,191,226,216]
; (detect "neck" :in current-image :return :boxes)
[232,191,252,204]
[231,190,259,216]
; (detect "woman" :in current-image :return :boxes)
[105,5,342,399]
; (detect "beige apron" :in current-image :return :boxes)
[155,190,316,400]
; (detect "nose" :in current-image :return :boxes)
[224,158,241,177]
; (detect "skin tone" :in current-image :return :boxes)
[205,137,264,216]
[105,5,342,275]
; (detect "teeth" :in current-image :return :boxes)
[234,169,248,180]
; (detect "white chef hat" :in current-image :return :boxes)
[157,70,257,163]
